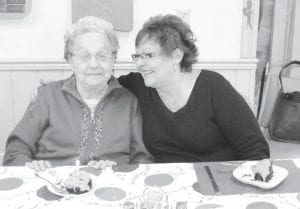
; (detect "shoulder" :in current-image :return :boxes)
[110,85,139,104]
[118,72,144,87]
[39,80,64,90]
[36,78,68,100]
[109,87,141,115]
[113,86,136,97]
[118,72,147,98]
[199,70,233,90]
[200,70,228,84]
[118,72,142,81]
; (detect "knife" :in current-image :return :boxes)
[204,165,221,194]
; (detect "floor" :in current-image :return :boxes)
[262,128,300,159]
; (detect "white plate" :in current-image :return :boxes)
[47,181,95,197]
[39,166,96,197]
[233,161,288,189]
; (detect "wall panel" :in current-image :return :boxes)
[0,59,257,159]
[0,72,14,150]
[11,71,36,125]
[36,71,64,82]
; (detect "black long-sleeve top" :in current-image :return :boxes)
[118,70,270,163]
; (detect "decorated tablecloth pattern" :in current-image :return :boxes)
[0,160,300,209]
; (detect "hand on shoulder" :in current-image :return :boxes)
[29,79,53,104]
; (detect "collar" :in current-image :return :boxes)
[61,74,122,104]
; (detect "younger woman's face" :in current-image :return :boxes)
[135,39,177,88]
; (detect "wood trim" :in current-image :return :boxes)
[258,0,298,127]
[282,0,296,63]
[0,153,3,165]
[0,59,258,71]
[241,0,260,58]
[269,0,296,69]
[0,60,71,71]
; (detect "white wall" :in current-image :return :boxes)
[121,0,243,60]
[0,0,71,60]
[0,0,243,61]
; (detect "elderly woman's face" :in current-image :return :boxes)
[69,32,115,88]
[135,39,176,88]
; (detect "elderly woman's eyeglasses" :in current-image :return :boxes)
[131,52,162,62]
[71,51,115,63]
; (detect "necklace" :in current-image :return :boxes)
[167,74,188,112]
[179,74,187,91]
[157,73,189,112]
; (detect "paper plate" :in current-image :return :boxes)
[46,181,95,197]
[233,161,288,189]
[37,166,96,197]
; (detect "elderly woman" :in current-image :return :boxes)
[3,16,153,170]
[118,14,270,163]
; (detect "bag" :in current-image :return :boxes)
[269,60,300,143]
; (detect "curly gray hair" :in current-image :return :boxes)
[64,16,119,61]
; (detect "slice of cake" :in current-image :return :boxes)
[65,170,92,194]
[251,159,274,182]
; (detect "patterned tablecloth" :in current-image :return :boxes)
[0,159,300,209]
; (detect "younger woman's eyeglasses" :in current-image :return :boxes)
[131,52,162,62]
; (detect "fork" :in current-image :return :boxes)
[220,162,248,168]
[35,173,65,192]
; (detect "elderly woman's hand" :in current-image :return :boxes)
[25,160,52,172]
[87,160,117,170]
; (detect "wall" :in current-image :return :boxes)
[0,0,244,61]
[0,0,71,60]
[0,0,259,161]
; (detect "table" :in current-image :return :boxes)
[1,159,300,209]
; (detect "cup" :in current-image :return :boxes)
[139,187,168,209]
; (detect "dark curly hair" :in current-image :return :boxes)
[135,14,198,72]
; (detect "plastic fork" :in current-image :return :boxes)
[220,162,248,168]
[35,172,65,192]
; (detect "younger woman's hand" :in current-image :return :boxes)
[87,160,117,170]
[29,79,53,104]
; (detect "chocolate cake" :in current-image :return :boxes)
[65,170,92,194]
[251,159,274,182]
